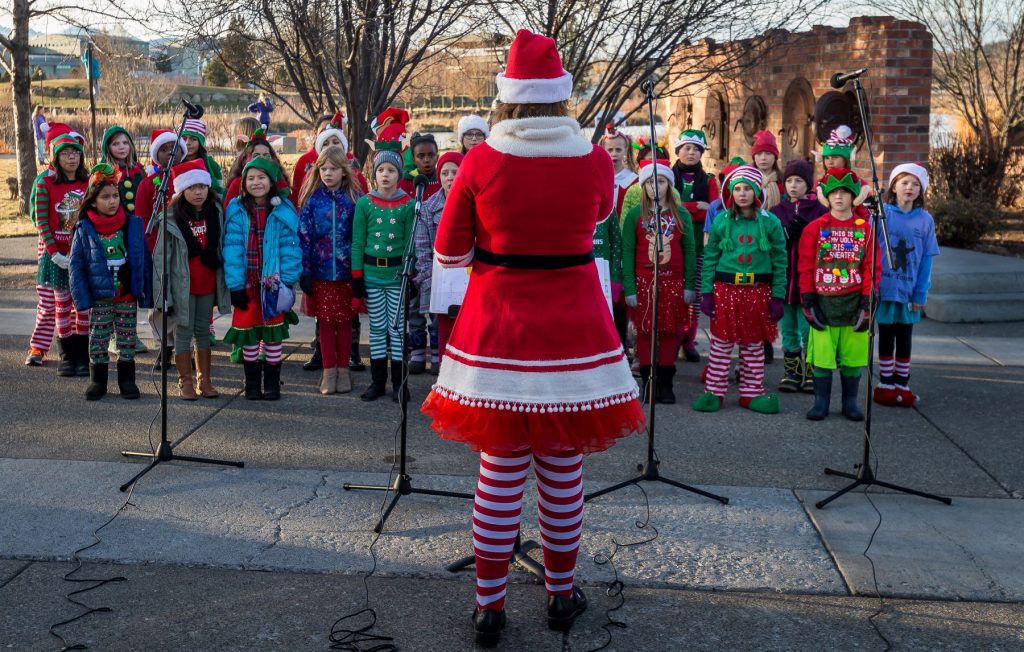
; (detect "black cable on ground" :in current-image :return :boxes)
[861,429,893,652]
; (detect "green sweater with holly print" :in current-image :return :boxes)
[351,190,415,288]
[593,211,623,286]
[701,207,788,298]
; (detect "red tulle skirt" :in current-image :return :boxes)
[306,280,354,322]
[633,274,687,335]
[709,281,777,344]
[421,391,646,456]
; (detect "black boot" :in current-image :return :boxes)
[840,373,865,421]
[779,351,802,393]
[263,362,282,400]
[154,345,174,371]
[390,359,409,402]
[806,373,832,421]
[85,363,108,401]
[304,322,323,371]
[472,607,506,648]
[360,359,388,401]
[656,365,677,404]
[72,335,90,376]
[763,340,774,364]
[638,365,652,403]
[116,359,140,399]
[243,361,263,400]
[349,317,366,371]
[56,337,76,377]
[548,586,587,632]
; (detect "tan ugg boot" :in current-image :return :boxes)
[335,367,352,394]
[196,349,220,398]
[320,367,337,395]
[174,353,199,401]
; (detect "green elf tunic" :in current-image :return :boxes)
[351,190,415,288]
[593,211,624,300]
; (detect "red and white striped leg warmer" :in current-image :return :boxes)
[241,344,261,363]
[894,357,911,379]
[705,337,733,397]
[535,451,584,597]
[73,307,90,336]
[262,342,283,365]
[878,356,895,378]
[30,285,56,352]
[473,451,529,611]
[738,342,766,398]
[53,289,76,338]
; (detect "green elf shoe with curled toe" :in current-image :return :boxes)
[739,393,780,414]
[692,392,723,412]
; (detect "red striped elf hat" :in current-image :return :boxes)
[495,29,573,104]
[724,165,765,208]
[181,118,208,146]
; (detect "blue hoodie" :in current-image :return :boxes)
[880,203,940,304]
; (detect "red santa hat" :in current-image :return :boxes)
[638,158,675,187]
[888,162,929,192]
[149,129,186,163]
[171,158,212,197]
[315,111,349,154]
[495,29,573,104]
[751,130,779,159]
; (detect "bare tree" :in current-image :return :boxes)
[92,32,175,115]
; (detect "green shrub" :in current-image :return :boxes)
[930,197,998,248]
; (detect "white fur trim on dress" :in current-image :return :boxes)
[486,117,593,158]
[435,247,474,268]
[315,128,349,155]
[888,163,929,192]
[150,132,186,163]
[432,346,640,408]
[457,115,490,140]
[496,70,573,104]
[638,163,674,187]
[173,169,212,196]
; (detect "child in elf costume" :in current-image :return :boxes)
[873,163,939,408]
[619,137,670,221]
[817,126,872,214]
[693,165,787,414]
[181,118,225,197]
[69,163,153,400]
[351,139,415,402]
[222,158,301,400]
[622,160,696,404]
[100,125,146,216]
[224,127,289,206]
[771,159,828,393]
[798,168,881,421]
[28,124,90,374]
[671,129,720,363]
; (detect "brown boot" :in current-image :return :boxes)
[320,367,337,395]
[174,353,199,401]
[196,349,220,398]
[335,367,352,394]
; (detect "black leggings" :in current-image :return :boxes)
[878,322,913,359]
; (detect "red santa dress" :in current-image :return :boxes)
[420,116,645,456]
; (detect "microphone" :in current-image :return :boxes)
[181,98,205,119]
[830,68,868,89]
[414,173,429,201]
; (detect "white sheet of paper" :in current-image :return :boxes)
[429,256,472,313]
[595,257,613,316]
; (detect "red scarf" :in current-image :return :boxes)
[88,206,126,236]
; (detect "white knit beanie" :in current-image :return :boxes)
[457,115,489,142]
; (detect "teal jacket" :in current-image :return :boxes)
[222,197,301,291]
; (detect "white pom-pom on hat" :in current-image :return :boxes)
[835,125,853,140]
[270,196,282,206]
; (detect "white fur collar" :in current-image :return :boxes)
[487,117,594,158]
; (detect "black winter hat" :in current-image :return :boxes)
[783,159,814,190]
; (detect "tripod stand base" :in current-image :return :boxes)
[584,459,729,504]
[815,464,952,509]
[343,474,473,533]
[445,534,545,582]
[120,440,244,492]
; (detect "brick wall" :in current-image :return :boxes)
[661,16,932,183]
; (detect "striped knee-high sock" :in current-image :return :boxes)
[262,341,283,365]
[894,357,911,385]
[241,344,261,363]
[30,285,56,352]
[473,451,529,611]
[738,342,766,399]
[878,355,896,382]
[705,337,733,397]
[54,289,75,338]
[535,451,584,597]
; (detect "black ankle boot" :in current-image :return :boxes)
[548,586,587,631]
[303,342,323,371]
[85,363,108,401]
[263,362,282,400]
[840,373,865,421]
[154,345,173,371]
[806,373,832,421]
[472,607,506,648]
[56,337,76,377]
[116,359,140,399]
[72,335,90,376]
[360,359,388,401]
[243,361,262,400]
[656,365,677,404]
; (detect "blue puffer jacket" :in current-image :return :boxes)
[298,186,358,282]
[222,196,301,291]
[69,214,153,311]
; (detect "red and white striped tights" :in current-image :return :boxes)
[473,449,584,611]
[30,285,88,352]
[704,337,766,400]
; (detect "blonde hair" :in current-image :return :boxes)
[298,145,363,207]
[639,174,684,222]
[600,131,637,172]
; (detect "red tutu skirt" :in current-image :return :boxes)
[633,274,687,335]
[421,391,646,456]
[710,281,777,344]
[305,280,354,323]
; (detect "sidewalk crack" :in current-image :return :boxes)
[246,474,329,564]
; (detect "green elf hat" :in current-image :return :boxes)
[821,125,855,163]
[181,118,208,147]
[371,107,410,153]
[86,162,123,194]
[49,131,85,159]
[819,167,862,197]
[673,128,708,153]
[242,157,290,205]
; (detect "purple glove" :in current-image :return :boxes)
[768,297,785,322]
[700,293,715,318]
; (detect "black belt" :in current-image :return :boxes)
[364,254,403,268]
[474,247,594,270]
[714,271,772,285]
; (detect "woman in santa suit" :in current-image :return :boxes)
[420,29,645,646]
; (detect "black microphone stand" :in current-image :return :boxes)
[120,102,244,492]
[814,75,950,509]
[585,79,728,506]
[343,175,475,533]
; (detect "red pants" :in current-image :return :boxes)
[319,317,353,369]
[636,330,679,366]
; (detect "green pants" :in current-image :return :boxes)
[89,299,137,364]
[779,304,809,353]
[807,324,868,370]
[174,293,216,353]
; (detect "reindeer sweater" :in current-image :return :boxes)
[621,205,696,298]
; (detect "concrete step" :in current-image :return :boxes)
[926,292,1024,323]
[930,248,1024,295]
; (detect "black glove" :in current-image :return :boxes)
[117,261,132,292]
[801,293,826,331]
[230,289,250,311]
[351,276,366,300]
[299,275,314,296]
[861,195,878,212]
[852,295,872,332]
[447,304,461,318]
[408,281,419,302]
